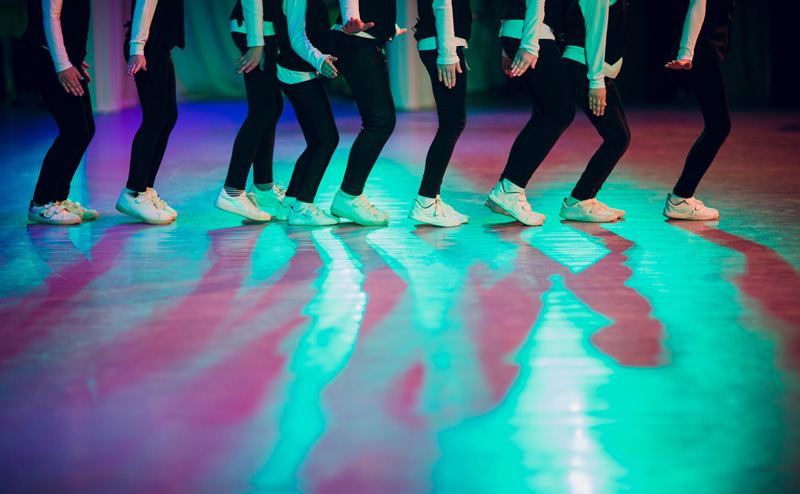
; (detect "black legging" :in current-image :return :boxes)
[26,46,95,205]
[280,78,339,203]
[673,54,731,198]
[418,47,467,198]
[124,43,178,193]
[500,38,575,189]
[225,33,284,190]
[330,31,396,196]
[564,58,631,200]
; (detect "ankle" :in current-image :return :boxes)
[416,195,436,208]
[501,178,524,193]
[565,196,581,206]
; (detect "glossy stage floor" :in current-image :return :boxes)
[1,99,799,494]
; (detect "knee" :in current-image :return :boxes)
[364,109,396,137]
[439,113,467,137]
[705,118,731,141]
[560,105,576,130]
[320,128,340,155]
[606,126,631,156]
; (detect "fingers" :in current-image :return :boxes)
[396,28,408,36]
[363,22,375,30]
[82,62,91,69]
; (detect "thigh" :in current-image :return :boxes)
[282,79,336,142]
[522,41,573,116]
[689,56,730,127]
[338,38,394,118]
[420,48,468,122]
[134,45,172,119]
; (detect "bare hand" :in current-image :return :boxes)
[80,61,92,84]
[510,48,537,77]
[320,55,338,78]
[342,17,374,34]
[437,61,462,89]
[126,54,147,76]
[502,55,513,77]
[396,27,408,37]
[665,59,692,70]
[57,66,84,96]
[589,87,607,116]
[235,46,264,74]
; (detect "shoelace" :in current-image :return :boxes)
[273,182,287,199]
[355,195,382,217]
[245,192,263,209]
[433,198,450,217]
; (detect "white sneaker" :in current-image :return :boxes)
[214,188,271,221]
[247,182,285,210]
[147,188,177,221]
[594,199,625,218]
[663,193,719,220]
[559,198,618,223]
[28,201,81,225]
[275,196,296,221]
[437,195,469,224]
[408,197,462,227]
[330,190,389,226]
[60,199,99,221]
[288,201,339,226]
[486,179,545,226]
[116,189,173,225]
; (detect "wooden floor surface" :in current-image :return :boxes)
[1,101,799,493]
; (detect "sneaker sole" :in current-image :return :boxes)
[330,206,389,226]
[214,199,271,221]
[407,210,461,228]
[115,202,173,225]
[559,211,618,223]
[485,198,544,226]
[288,217,339,226]
[663,210,719,221]
[27,213,81,225]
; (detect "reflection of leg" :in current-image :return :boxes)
[252,230,363,488]
[673,56,730,198]
[564,223,664,367]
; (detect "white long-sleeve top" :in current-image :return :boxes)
[277,0,329,84]
[230,0,275,45]
[41,0,73,72]
[129,0,157,56]
[676,0,706,61]
[563,0,622,89]
[416,0,467,66]
[498,0,553,58]
[331,0,403,41]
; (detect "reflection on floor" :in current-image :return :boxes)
[1,101,799,493]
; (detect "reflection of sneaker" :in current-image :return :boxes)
[408,197,462,227]
[330,190,389,226]
[559,198,618,223]
[116,189,172,225]
[594,199,625,218]
[275,196,295,221]
[288,201,339,226]
[61,199,99,220]
[148,188,177,221]
[214,188,271,221]
[28,201,81,225]
[663,194,719,221]
[486,179,545,226]
[248,182,285,210]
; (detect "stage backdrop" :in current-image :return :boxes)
[82,0,789,113]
